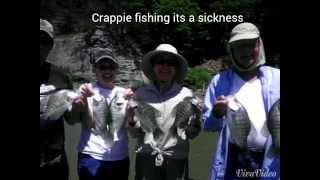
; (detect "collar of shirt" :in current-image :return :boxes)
[142,82,182,101]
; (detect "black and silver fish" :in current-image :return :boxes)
[131,99,161,146]
[267,99,280,155]
[174,96,201,140]
[90,92,128,143]
[226,98,251,149]
[91,95,109,134]
[40,89,78,121]
[108,92,128,142]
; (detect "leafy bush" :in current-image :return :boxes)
[185,67,215,89]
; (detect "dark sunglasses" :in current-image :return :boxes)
[152,58,179,67]
[95,64,117,70]
[230,38,259,48]
[40,32,53,46]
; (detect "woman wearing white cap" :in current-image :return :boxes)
[66,48,131,180]
[127,44,202,180]
[202,22,280,179]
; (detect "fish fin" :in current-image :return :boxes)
[144,103,160,117]
[177,128,187,140]
[113,131,119,142]
[43,90,77,120]
[144,132,156,146]
[145,103,161,128]
[105,101,113,127]
[42,103,70,120]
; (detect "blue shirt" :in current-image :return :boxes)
[202,66,280,180]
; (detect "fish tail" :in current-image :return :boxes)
[112,130,119,141]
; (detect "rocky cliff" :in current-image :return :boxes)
[46,25,147,89]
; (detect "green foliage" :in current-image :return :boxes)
[108,0,269,58]
[155,0,201,15]
[185,67,215,89]
[152,0,201,40]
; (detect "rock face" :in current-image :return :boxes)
[46,27,146,89]
[194,58,229,73]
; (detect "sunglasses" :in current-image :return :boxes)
[230,38,259,48]
[152,58,179,67]
[40,32,53,46]
[95,64,117,70]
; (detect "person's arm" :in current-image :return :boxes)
[64,84,93,125]
[202,75,226,132]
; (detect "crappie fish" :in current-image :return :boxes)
[108,92,128,142]
[226,98,251,149]
[90,92,127,142]
[131,99,161,146]
[174,96,201,140]
[267,99,280,154]
[40,89,78,121]
[91,95,109,134]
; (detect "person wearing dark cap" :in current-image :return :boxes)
[202,22,280,179]
[40,19,72,180]
[126,44,202,180]
[65,48,130,180]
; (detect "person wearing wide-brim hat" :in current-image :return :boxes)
[140,43,188,84]
[127,44,202,180]
[40,18,72,180]
[202,22,280,179]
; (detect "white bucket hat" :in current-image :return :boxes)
[141,44,188,83]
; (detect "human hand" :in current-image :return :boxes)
[124,88,135,100]
[72,84,94,109]
[126,99,138,126]
[213,95,229,118]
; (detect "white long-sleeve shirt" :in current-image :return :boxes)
[67,82,129,161]
[229,74,269,151]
